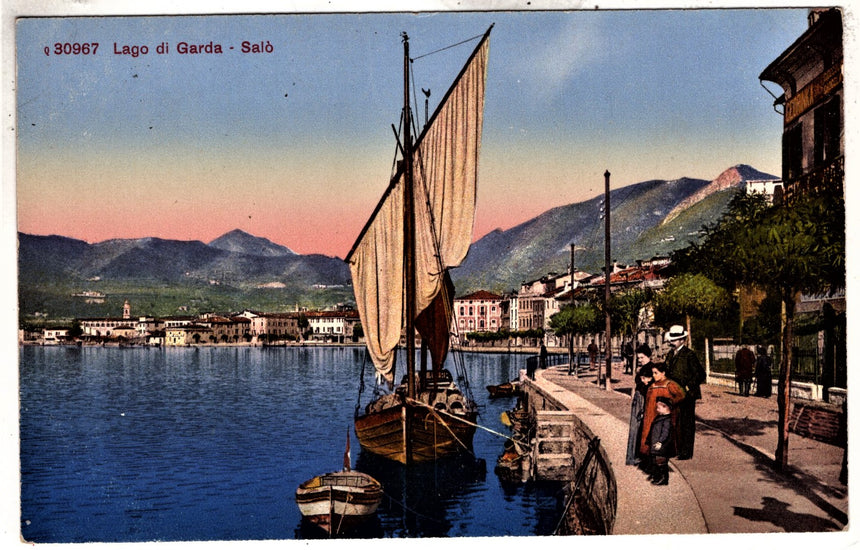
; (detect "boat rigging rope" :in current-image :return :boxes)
[405,397,530,450]
[411,32,485,61]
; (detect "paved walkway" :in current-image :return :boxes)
[531,365,850,535]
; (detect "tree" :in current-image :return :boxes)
[68,320,83,340]
[297,314,309,342]
[671,192,845,470]
[549,303,602,375]
[610,288,652,338]
[729,194,844,469]
[655,273,733,347]
[609,288,653,372]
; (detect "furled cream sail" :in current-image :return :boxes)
[348,35,489,383]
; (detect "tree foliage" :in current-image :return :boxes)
[549,303,603,339]
[609,288,653,338]
[655,272,733,341]
[670,190,845,470]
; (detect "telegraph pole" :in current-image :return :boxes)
[604,170,612,391]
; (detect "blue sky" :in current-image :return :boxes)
[15,9,809,257]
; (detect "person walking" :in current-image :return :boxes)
[587,339,598,370]
[539,343,548,368]
[663,324,705,460]
[622,340,634,374]
[625,344,654,466]
[639,361,685,479]
[734,343,755,397]
[754,345,773,398]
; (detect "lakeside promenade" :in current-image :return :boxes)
[528,364,849,538]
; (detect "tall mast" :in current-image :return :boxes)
[402,31,416,465]
[402,33,417,403]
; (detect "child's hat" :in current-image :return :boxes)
[656,396,673,408]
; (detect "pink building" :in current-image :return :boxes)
[453,290,504,334]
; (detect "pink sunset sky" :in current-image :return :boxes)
[16,10,802,258]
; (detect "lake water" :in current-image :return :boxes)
[19,345,565,542]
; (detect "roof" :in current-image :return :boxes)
[456,290,503,301]
[759,8,842,85]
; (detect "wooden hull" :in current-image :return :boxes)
[355,402,477,464]
[487,381,520,398]
[295,470,383,535]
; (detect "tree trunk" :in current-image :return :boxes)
[685,313,692,349]
[775,291,796,471]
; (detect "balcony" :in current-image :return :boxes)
[784,155,843,203]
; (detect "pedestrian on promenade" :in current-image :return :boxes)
[587,339,598,370]
[664,325,705,460]
[639,361,684,478]
[754,345,773,398]
[622,340,634,374]
[625,344,654,466]
[734,343,755,397]
[539,343,548,370]
[647,396,676,486]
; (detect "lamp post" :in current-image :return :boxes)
[604,170,612,392]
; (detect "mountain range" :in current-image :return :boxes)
[18,164,776,320]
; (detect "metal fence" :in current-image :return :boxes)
[710,337,820,384]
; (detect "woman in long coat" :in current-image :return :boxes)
[639,362,686,459]
[626,344,654,465]
[754,345,773,398]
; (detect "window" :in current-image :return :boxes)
[814,97,841,167]
[783,123,803,180]
[469,307,473,315]
[460,306,464,315]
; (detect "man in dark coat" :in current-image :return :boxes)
[664,324,706,460]
[734,344,755,397]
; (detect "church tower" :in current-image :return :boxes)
[123,299,131,320]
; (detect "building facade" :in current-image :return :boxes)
[759,8,843,204]
[453,290,504,334]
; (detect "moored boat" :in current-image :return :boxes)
[295,470,383,535]
[487,381,521,398]
[345,26,493,465]
[295,433,384,536]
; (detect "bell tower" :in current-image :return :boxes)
[123,299,131,320]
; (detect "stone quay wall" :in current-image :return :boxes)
[519,377,617,535]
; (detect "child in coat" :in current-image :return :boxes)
[648,396,675,486]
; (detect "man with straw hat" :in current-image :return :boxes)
[663,325,706,460]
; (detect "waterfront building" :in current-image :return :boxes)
[164,324,214,346]
[42,328,68,343]
[305,309,360,343]
[199,314,253,343]
[453,290,504,335]
[80,316,142,338]
[508,294,519,331]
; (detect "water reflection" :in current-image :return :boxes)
[21,346,562,542]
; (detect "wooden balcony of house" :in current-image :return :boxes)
[784,155,843,203]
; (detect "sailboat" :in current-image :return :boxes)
[345,26,492,465]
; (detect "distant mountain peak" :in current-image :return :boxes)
[208,229,296,257]
[662,165,778,225]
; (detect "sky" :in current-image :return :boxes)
[15,8,812,258]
